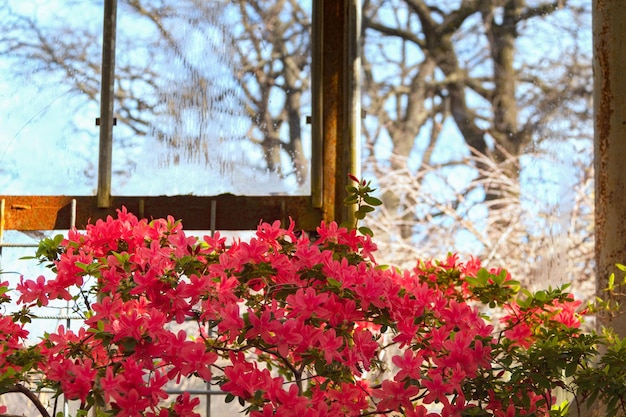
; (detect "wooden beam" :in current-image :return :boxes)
[322,0,361,226]
[97,0,118,208]
[0,195,321,231]
[321,0,342,223]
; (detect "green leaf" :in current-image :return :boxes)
[608,272,615,291]
[505,279,520,287]
[492,273,504,286]
[464,276,482,287]
[550,401,570,417]
[339,221,351,230]
[520,288,532,297]
[358,226,374,237]
[121,338,137,352]
[315,359,326,375]
[363,195,383,206]
[326,278,341,288]
[565,360,578,377]
[476,268,490,285]
[343,195,359,205]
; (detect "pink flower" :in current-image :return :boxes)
[221,360,274,400]
[326,381,369,415]
[173,392,201,417]
[64,359,97,402]
[216,302,245,342]
[16,275,48,306]
[393,349,424,382]
[318,295,363,327]
[372,380,420,411]
[257,218,296,250]
[3,209,591,417]
[317,329,344,363]
[111,388,150,417]
[422,372,452,405]
[275,384,309,415]
[245,306,276,341]
[405,404,440,417]
[269,318,304,357]
[251,404,276,417]
[178,340,217,381]
[286,287,329,320]
[550,296,583,328]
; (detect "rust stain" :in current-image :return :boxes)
[593,0,626,333]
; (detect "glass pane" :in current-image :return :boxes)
[113,0,312,196]
[0,1,101,195]
[0,0,312,197]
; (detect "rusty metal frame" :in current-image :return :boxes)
[593,0,626,340]
[0,0,359,233]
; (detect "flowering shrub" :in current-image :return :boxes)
[0,203,609,416]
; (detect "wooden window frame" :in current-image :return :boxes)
[0,1,361,234]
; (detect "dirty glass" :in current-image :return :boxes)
[113,1,312,196]
[0,1,101,195]
[0,0,312,196]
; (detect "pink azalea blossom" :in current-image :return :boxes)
[0,209,592,417]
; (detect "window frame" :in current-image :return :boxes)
[0,1,361,234]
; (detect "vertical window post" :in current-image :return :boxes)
[342,0,362,225]
[319,0,362,225]
[311,1,324,209]
[97,0,118,208]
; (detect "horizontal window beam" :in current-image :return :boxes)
[0,195,321,232]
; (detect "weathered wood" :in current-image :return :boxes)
[0,195,321,231]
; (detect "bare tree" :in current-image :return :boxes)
[362,0,591,167]
[0,0,594,298]
[359,0,593,298]
[231,0,311,185]
[366,150,594,299]
[0,0,311,188]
